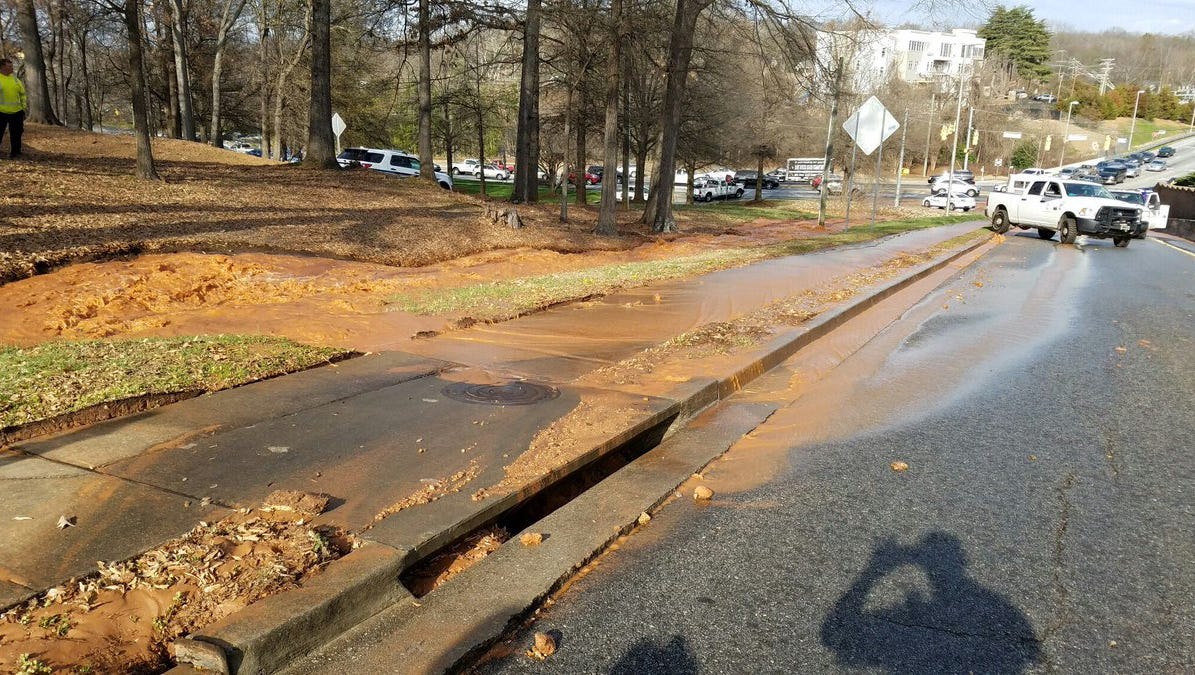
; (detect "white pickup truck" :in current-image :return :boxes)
[692,176,744,202]
[985,174,1145,247]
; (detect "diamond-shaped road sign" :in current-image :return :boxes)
[843,96,900,156]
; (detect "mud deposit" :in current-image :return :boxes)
[0,219,834,352]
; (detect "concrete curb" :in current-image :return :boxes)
[171,230,996,674]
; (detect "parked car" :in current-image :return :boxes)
[1146,159,1167,172]
[337,147,454,190]
[922,192,976,211]
[811,173,844,194]
[930,177,979,197]
[1157,146,1176,158]
[734,170,780,190]
[586,165,605,182]
[929,169,975,184]
[765,168,788,183]
[1057,167,1079,179]
[692,176,744,202]
[568,170,600,185]
[1140,151,1157,163]
[1032,93,1057,103]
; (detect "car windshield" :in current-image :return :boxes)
[1064,182,1112,199]
[1110,192,1145,205]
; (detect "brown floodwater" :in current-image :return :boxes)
[0,218,836,351]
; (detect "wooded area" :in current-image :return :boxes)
[0,0,1192,231]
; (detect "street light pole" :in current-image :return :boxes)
[947,66,966,212]
[1058,100,1079,169]
[923,92,935,176]
[1128,90,1145,153]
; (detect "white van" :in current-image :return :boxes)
[337,147,453,190]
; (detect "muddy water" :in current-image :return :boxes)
[0,220,834,351]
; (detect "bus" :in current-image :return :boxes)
[786,157,828,183]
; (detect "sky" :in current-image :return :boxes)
[834,0,1195,35]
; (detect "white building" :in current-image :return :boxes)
[818,28,986,94]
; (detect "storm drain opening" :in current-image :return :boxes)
[398,410,677,598]
[442,381,561,406]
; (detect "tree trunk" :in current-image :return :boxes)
[560,84,572,223]
[642,0,712,232]
[169,0,195,140]
[512,0,541,203]
[416,0,434,180]
[258,0,270,159]
[16,0,61,124]
[123,0,159,179]
[575,91,586,206]
[210,41,226,147]
[633,145,647,204]
[78,34,93,130]
[594,0,622,235]
[304,0,336,168]
[272,28,309,159]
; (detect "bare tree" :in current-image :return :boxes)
[16,0,61,124]
[512,0,541,203]
[119,0,159,178]
[642,0,714,233]
[210,0,248,147]
[169,0,196,138]
[593,0,623,236]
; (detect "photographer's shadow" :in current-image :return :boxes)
[820,531,1041,674]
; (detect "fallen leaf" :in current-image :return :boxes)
[526,631,557,660]
[1114,346,1127,354]
[693,486,714,500]
[637,512,651,525]
[520,532,544,547]
[268,446,289,454]
[13,516,32,521]
[890,461,910,472]
[57,515,77,529]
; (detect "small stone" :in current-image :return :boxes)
[890,461,910,472]
[693,486,714,500]
[520,532,544,547]
[637,512,651,525]
[526,631,556,660]
[1109,640,1118,648]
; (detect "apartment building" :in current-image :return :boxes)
[818,28,986,94]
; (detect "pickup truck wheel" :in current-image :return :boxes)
[735,189,744,199]
[1114,237,1130,247]
[450,167,458,175]
[1037,228,1055,240]
[922,199,931,207]
[1058,216,1078,244]
[702,192,713,202]
[990,208,1011,234]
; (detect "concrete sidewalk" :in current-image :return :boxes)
[0,221,987,669]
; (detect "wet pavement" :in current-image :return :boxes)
[0,222,982,611]
[480,234,1195,673]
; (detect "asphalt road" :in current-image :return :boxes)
[479,233,1195,673]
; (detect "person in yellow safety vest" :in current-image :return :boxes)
[0,57,28,159]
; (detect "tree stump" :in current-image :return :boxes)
[482,203,524,229]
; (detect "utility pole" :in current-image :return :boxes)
[947,67,966,212]
[962,107,974,170]
[1098,58,1115,96]
[923,92,935,176]
[894,109,908,208]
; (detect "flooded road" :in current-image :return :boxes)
[481,233,1195,673]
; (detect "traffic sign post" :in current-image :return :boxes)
[843,96,900,228]
[332,112,347,156]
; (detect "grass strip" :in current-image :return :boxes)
[0,335,350,429]
[390,215,977,320]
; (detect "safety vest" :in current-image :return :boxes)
[0,73,27,114]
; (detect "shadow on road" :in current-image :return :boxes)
[820,531,1041,674]
[610,634,700,674]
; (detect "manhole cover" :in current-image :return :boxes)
[442,381,561,406]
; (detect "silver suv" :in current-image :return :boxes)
[337,147,454,190]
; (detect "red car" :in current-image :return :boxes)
[568,170,600,185]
